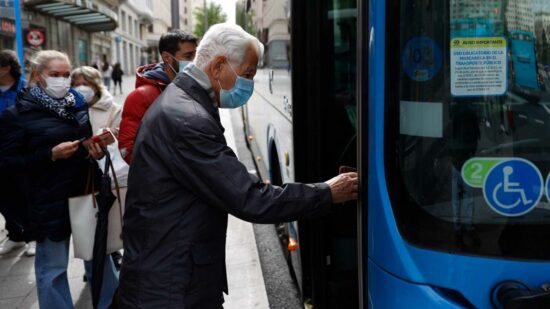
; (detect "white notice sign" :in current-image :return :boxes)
[451,37,507,96]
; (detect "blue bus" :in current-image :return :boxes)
[509,30,540,91]
[242,0,550,307]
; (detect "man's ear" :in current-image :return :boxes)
[210,55,226,80]
[160,51,172,64]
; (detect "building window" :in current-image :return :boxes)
[128,15,132,35]
[148,24,154,33]
[184,18,188,26]
[78,39,87,65]
[121,10,126,31]
[134,20,138,39]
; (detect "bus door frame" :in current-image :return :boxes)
[357,0,369,307]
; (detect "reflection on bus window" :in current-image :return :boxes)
[391,0,550,259]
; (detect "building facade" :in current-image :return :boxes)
[144,0,171,64]
[111,0,153,75]
[180,0,191,33]
[0,2,19,52]
[506,0,535,32]
[248,0,290,68]
[21,0,119,72]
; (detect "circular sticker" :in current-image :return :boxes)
[402,36,442,82]
[483,159,543,217]
[26,29,45,47]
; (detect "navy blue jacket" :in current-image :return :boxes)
[0,88,97,242]
[0,76,26,113]
[0,76,27,239]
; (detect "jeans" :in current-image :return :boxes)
[35,237,119,309]
[103,77,111,90]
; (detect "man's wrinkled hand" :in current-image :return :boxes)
[325,172,358,203]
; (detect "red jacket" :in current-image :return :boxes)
[119,64,169,163]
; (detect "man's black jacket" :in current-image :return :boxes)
[119,72,332,308]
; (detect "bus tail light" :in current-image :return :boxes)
[288,237,299,251]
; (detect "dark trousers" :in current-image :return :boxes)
[1,206,25,242]
[6,219,24,242]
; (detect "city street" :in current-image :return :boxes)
[0,74,301,309]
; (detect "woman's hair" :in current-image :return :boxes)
[28,50,71,85]
[194,23,264,70]
[71,66,105,95]
[102,62,110,72]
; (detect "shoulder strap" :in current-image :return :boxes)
[104,150,123,227]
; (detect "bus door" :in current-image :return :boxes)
[292,0,359,307]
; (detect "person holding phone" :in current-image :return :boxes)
[0,50,118,309]
[72,65,123,270]
[71,66,121,136]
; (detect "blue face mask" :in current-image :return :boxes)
[168,54,191,74]
[218,63,254,109]
[178,60,191,72]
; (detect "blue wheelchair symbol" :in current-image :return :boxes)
[483,159,543,217]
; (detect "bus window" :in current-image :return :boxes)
[387,0,550,259]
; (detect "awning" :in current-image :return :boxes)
[25,1,118,32]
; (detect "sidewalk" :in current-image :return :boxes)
[111,74,136,106]
[0,74,269,309]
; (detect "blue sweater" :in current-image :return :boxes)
[0,77,26,114]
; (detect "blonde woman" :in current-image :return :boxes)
[71,66,121,136]
[0,50,118,309]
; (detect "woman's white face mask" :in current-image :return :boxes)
[42,75,71,99]
[75,85,96,103]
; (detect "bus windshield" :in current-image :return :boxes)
[387,0,550,259]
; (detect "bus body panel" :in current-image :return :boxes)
[369,0,550,307]
[406,245,550,308]
[368,259,463,309]
[246,69,295,185]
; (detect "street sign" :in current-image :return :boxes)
[26,29,45,46]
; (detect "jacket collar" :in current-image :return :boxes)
[182,63,215,100]
[173,71,223,131]
[90,90,114,111]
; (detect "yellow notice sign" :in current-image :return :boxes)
[451,37,507,49]
[451,36,507,96]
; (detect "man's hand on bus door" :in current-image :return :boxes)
[325,172,358,203]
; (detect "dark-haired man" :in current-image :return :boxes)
[118,30,197,163]
[0,50,33,256]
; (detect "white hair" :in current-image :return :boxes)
[194,23,264,70]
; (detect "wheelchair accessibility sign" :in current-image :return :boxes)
[482,158,543,217]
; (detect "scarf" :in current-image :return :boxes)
[29,86,77,120]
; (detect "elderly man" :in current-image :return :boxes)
[118,23,358,308]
